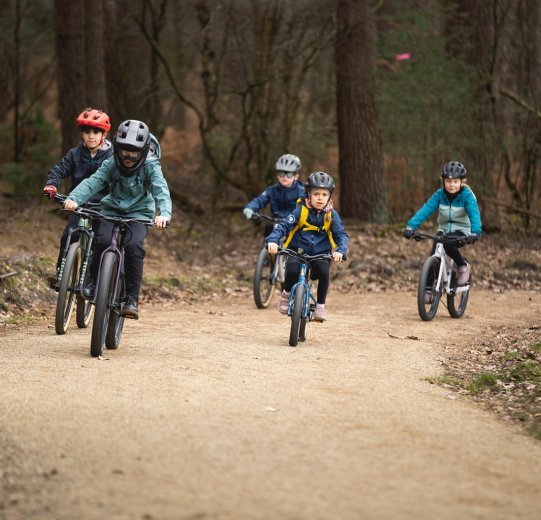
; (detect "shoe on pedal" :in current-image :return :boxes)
[82,281,95,299]
[424,290,433,304]
[457,263,471,286]
[122,298,139,319]
[313,304,328,322]
[278,290,289,314]
[46,273,57,289]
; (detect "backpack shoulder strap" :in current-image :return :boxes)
[283,205,308,248]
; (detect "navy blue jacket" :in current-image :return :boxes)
[45,140,113,202]
[267,204,349,256]
[245,180,305,219]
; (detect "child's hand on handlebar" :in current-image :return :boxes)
[43,185,58,199]
[63,199,78,211]
[154,215,169,229]
[268,242,278,254]
[333,252,343,262]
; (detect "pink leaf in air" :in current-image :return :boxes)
[395,52,412,62]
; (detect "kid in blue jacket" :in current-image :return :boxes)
[43,108,112,285]
[403,161,482,286]
[64,120,172,319]
[243,154,305,233]
[267,171,349,322]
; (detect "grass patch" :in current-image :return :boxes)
[468,373,499,394]
[426,375,461,387]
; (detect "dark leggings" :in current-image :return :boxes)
[89,220,148,299]
[284,257,331,304]
[433,231,467,267]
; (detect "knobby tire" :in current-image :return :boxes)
[105,273,126,350]
[54,243,80,335]
[253,248,276,309]
[447,271,470,318]
[289,285,306,347]
[417,256,442,321]
[90,252,116,357]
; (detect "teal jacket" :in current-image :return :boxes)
[407,186,482,236]
[66,157,172,221]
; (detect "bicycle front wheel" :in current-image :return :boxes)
[253,248,277,309]
[289,285,306,347]
[76,294,93,328]
[54,243,80,335]
[417,256,442,321]
[105,274,126,350]
[90,252,116,357]
[447,271,470,318]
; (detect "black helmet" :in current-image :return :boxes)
[441,161,467,179]
[113,120,151,174]
[305,171,335,193]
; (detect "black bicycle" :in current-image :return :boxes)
[411,232,471,321]
[74,208,155,357]
[277,248,335,347]
[50,194,98,334]
[251,213,286,308]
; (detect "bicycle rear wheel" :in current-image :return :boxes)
[447,270,470,318]
[417,256,442,321]
[105,274,126,350]
[253,248,277,308]
[90,252,116,357]
[54,243,80,335]
[289,285,306,347]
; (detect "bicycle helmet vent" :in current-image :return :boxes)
[275,154,301,173]
[76,108,111,132]
[441,161,467,179]
[305,171,335,193]
[113,120,151,174]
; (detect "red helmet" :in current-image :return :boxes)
[76,108,111,132]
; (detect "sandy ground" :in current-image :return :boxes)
[1,290,541,520]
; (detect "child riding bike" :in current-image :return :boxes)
[243,154,305,234]
[43,108,112,286]
[403,161,482,286]
[267,171,349,322]
[63,119,172,320]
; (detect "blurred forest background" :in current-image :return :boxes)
[1,0,540,231]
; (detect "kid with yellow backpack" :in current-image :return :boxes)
[267,171,349,322]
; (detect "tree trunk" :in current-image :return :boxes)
[84,0,107,111]
[336,0,389,223]
[54,0,86,153]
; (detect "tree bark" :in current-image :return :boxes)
[336,0,389,223]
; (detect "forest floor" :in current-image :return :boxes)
[1,195,541,518]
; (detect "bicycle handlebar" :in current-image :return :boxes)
[251,212,282,224]
[277,247,345,263]
[412,232,466,245]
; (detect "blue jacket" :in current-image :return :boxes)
[407,186,482,236]
[267,204,349,256]
[245,181,305,219]
[66,157,172,221]
[45,140,113,202]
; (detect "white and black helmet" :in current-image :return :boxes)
[275,154,301,173]
[441,161,467,179]
[305,171,335,193]
[113,120,151,174]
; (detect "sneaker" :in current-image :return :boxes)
[457,263,471,286]
[82,281,95,299]
[122,298,139,319]
[278,290,290,314]
[424,290,433,304]
[313,304,328,322]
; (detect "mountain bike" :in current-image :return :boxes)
[51,194,98,334]
[251,213,286,308]
[77,208,155,357]
[412,232,471,321]
[277,248,335,347]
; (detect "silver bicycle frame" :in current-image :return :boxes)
[433,242,469,295]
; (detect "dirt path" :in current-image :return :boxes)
[1,290,541,520]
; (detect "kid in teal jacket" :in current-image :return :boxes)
[64,120,172,319]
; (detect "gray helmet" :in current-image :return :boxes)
[113,120,151,174]
[275,154,301,173]
[305,171,335,193]
[441,161,467,179]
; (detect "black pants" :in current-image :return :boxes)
[433,231,467,267]
[284,257,331,304]
[89,220,148,299]
[56,214,101,270]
